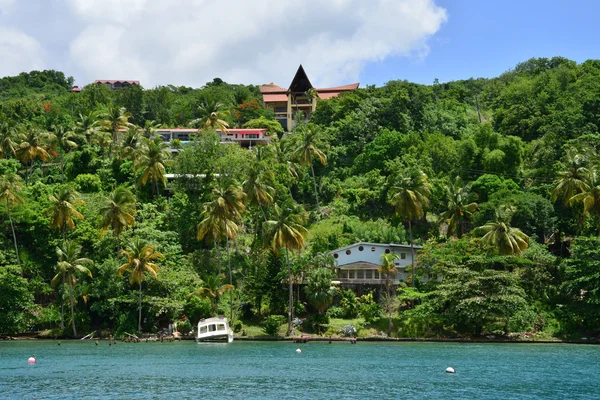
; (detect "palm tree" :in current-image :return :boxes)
[267,136,299,179]
[473,205,529,255]
[99,186,136,250]
[120,125,142,161]
[569,167,600,220]
[118,238,164,332]
[197,179,246,320]
[51,241,93,336]
[290,124,327,209]
[440,177,478,238]
[47,186,85,243]
[188,273,234,316]
[51,124,78,183]
[101,105,131,156]
[191,97,230,132]
[136,137,170,196]
[75,110,102,145]
[552,148,589,205]
[16,129,53,185]
[0,173,24,266]
[142,120,162,139]
[243,164,275,222]
[263,201,308,336]
[0,121,23,159]
[380,253,399,335]
[388,169,431,286]
[304,267,335,314]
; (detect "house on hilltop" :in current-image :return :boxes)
[95,80,140,90]
[259,65,359,131]
[329,242,422,287]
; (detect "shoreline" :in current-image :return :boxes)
[3,334,599,345]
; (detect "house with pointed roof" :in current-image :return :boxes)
[329,242,423,287]
[259,65,359,131]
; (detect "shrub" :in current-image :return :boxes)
[233,320,243,333]
[339,289,360,318]
[74,173,102,193]
[184,296,212,325]
[262,315,285,336]
[177,320,192,335]
[327,306,345,318]
[339,324,357,337]
[358,293,382,324]
[306,314,329,334]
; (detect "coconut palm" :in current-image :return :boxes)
[75,110,102,145]
[263,201,308,336]
[51,124,78,183]
[243,165,275,222]
[473,205,529,255]
[47,186,85,243]
[142,120,162,139]
[0,173,24,266]
[197,179,246,320]
[388,169,431,286]
[51,241,93,336]
[99,186,136,249]
[304,267,335,314]
[120,125,142,161]
[552,148,589,205]
[380,252,399,334]
[101,105,131,156]
[16,129,53,185]
[192,97,230,132]
[136,137,170,196]
[569,167,600,220]
[0,121,23,159]
[118,238,164,332]
[440,177,478,238]
[267,136,298,179]
[290,124,327,209]
[188,273,234,316]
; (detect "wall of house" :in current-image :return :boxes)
[332,243,416,270]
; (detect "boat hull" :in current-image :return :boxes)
[195,333,234,343]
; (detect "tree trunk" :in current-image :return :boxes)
[226,235,233,322]
[409,219,415,287]
[286,247,293,337]
[7,202,21,268]
[310,163,320,210]
[138,280,142,332]
[68,272,77,336]
[60,276,65,330]
[215,240,222,275]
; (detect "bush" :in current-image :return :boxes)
[184,296,212,325]
[306,314,329,334]
[327,306,345,318]
[339,324,357,337]
[74,173,102,193]
[358,293,382,324]
[233,320,243,333]
[262,315,285,336]
[177,319,192,335]
[339,289,360,318]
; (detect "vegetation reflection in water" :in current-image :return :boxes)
[1,341,599,399]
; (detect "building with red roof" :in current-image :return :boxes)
[95,80,140,90]
[259,65,359,131]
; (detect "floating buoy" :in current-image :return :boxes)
[296,348,302,353]
[446,367,456,374]
[28,356,36,364]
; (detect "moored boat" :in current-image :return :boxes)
[196,317,234,343]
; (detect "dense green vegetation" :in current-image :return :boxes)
[2,57,600,339]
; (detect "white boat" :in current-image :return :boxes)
[196,317,234,343]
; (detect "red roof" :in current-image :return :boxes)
[262,93,288,103]
[259,83,286,93]
[95,80,140,85]
[316,83,360,92]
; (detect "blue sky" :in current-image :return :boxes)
[361,0,600,86]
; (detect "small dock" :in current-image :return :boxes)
[292,335,357,344]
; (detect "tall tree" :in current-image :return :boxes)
[552,148,589,205]
[192,97,230,132]
[75,110,102,146]
[380,252,399,335]
[197,179,246,321]
[0,172,24,266]
[0,121,23,159]
[388,168,431,286]
[118,238,164,332]
[440,177,479,238]
[291,124,327,209]
[304,267,335,314]
[473,205,529,255]
[568,167,600,221]
[51,124,78,183]
[243,163,275,223]
[51,241,93,336]
[101,105,131,157]
[47,186,85,243]
[16,129,53,185]
[188,273,234,316]
[263,201,308,336]
[120,125,142,161]
[99,186,137,250]
[136,137,170,196]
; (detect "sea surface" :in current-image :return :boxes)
[0,340,599,399]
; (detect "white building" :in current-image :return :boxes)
[329,242,422,285]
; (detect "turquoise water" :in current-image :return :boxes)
[1,340,599,399]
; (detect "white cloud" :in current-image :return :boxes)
[0,27,44,78]
[2,0,447,87]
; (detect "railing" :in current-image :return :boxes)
[334,278,404,285]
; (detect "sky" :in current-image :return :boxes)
[0,0,598,89]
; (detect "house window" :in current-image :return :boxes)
[365,270,372,279]
[333,253,339,259]
[374,271,379,279]
[371,247,376,252]
[357,270,364,279]
[349,270,355,279]
[385,249,391,254]
[358,246,364,251]
[401,253,406,260]
[339,270,348,279]
[346,250,351,255]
